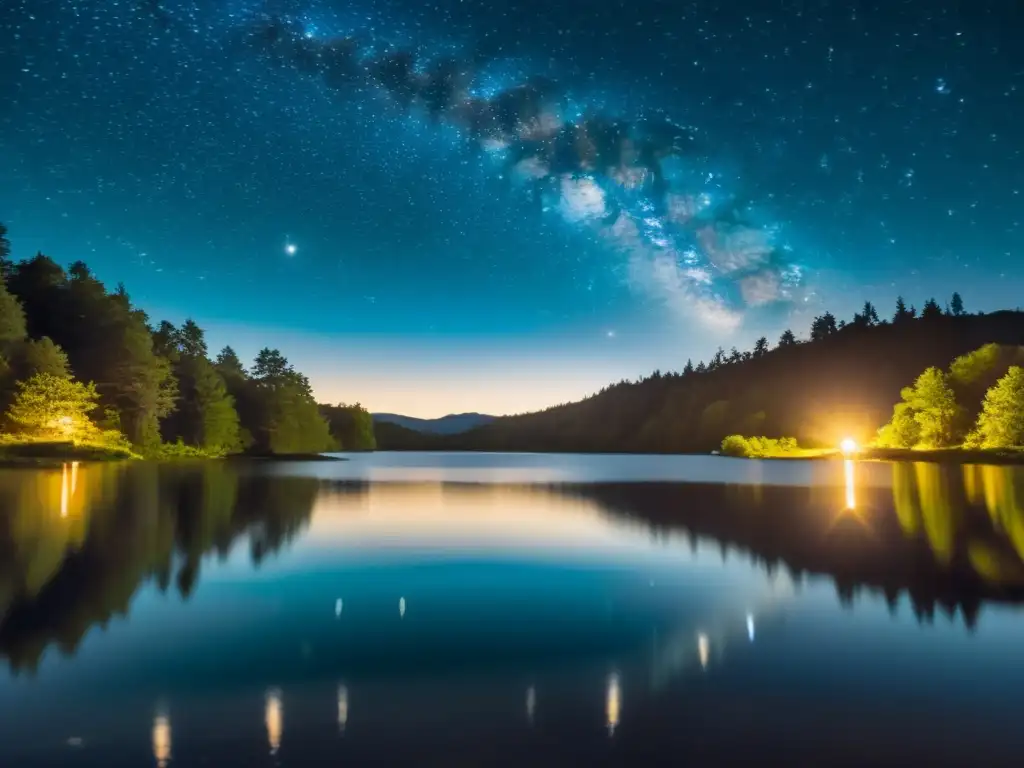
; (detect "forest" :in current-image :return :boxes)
[0,223,375,458]
[377,295,1024,454]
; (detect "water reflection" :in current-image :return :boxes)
[697,633,710,670]
[265,688,282,755]
[605,673,620,735]
[3,460,1024,677]
[525,685,536,724]
[337,684,348,733]
[152,711,171,767]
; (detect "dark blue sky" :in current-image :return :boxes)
[2,1,1022,416]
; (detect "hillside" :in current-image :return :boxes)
[375,309,1024,453]
[372,412,495,434]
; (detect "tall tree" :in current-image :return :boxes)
[0,276,26,351]
[753,337,769,357]
[321,403,376,451]
[921,298,943,320]
[893,296,914,324]
[970,366,1024,448]
[906,367,961,448]
[777,329,796,346]
[248,349,332,454]
[0,222,11,279]
[158,321,242,455]
[810,312,837,341]
[682,359,694,375]
[950,292,965,317]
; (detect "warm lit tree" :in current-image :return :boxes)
[968,367,1024,449]
[876,403,921,448]
[907,367,961,448]
[5,373,100,442]
[0,276,26,351]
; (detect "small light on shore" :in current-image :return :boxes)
[840,438,858,456]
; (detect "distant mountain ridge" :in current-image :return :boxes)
[372,412,496,435]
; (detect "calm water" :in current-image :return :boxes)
[2,452,1024,767]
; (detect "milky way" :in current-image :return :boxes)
[240,11,804,329]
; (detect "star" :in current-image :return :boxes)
[285,243,297,256]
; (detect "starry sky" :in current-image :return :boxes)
[1,1,1022,417]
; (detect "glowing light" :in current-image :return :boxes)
[746,613,755,642]
[335,598,343,617]
[285,243,297,256]
[265,689,282,754]
[399,596,406,617]
[526,685,536,724]
[844,459,856,510]
[337,685,348,732]
[605,673,620,735]
[697,632,710,669]
[70,460,79,494]
[840,437,858,456]
[152,714,171,767]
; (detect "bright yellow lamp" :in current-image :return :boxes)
[840,438,858,456]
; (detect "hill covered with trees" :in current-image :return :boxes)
[377,297,1024,454]
[0,223,372,457]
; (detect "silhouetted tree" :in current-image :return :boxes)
[810,312,837,341]
[950,292,965,317]
[893,296,914,324]
[921,298,944,321]
[753,337,769,357]
[683,359,694,375]
[778,329,796,346]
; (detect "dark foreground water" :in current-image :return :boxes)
[2,453,1024,767]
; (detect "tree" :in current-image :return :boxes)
[0,276,26,350]
[753,337,769,357]
[921,298,943,321]
[778,329,796,347]
[5,373,100,442]
[893,296,914,324]
[0,222,11,279]
[215,346,247,381]
[906,367,961,448]
[969,367,1024,448]
[682,359,694,375]
[876,402,921,448]
[950,292,964,317]
[14,337,69,379]
[695,360,707,373]
[810,312,837,341]
[248,349,333,454]
[853,300,879,328]
[321,403,376,451]
[157,320,242,455]
[728,347,742,364]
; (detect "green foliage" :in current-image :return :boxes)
[247,349,334,454]
[905,368,961,448]
[876,402,921,448]
[0,226,346,459]
[720,435,799,458]
[321,402,376,451]
[15,337,69,379]
[5,373,101,442]
[0,276,26,349]
[158,321,242,456]
[970,367,1024,449]
[156,439,216,459]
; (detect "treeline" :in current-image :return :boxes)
[877,343,1024,450]
[0,223,375,456]
[377,294,1024,453]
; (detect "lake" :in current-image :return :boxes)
[2,452,1024,766]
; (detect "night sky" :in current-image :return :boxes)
[2,1,1022,417]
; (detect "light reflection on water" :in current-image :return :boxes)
[2,454,1024,764]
